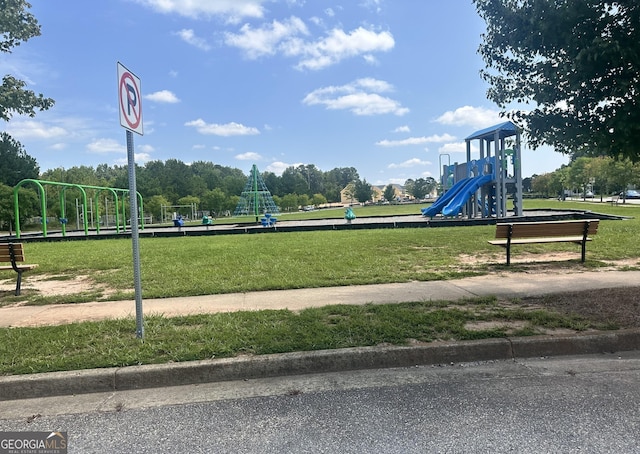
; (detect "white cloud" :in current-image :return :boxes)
[265,161,302,176]
[362,54,379,65]
[438,142,479,154]
[224,18,394,70]
[235,152,263,161]
[360,0,384,13]
[87,138,126,154]
[303,78,408,116]
[224,17,309,59]
[6,120,68,139]
[145,90,180,103]
[376,133,456,147]
[138,144,155,153]
[388,158,431,169]
[185,119,260,136]
[435,106,503,130]
[393,126,410,133]
[115,152,152,165]
[295,27,394,70]
[133,0,265,22]
[174,29,211,51]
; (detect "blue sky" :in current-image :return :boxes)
[5,0,568,185]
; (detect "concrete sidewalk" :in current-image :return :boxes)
[1,270,639,402]
[3,270,640,328]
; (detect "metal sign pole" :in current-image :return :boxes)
[126,129,144,339]
[118,62,144,339]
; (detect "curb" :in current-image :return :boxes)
[1,329,639,401]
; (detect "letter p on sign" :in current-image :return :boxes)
[117,62,144,135]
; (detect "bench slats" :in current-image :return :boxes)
[0,243,27,262]
[489,236,591,246]
[489,219,599,265]
[0,264,38,271]
[0,252,27,261]
[495,220,599,239]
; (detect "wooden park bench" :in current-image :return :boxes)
[489,219,599,265]
[0,243,38,296]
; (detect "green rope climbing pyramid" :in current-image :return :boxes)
[234,164,280,216]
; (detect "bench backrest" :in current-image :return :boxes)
[495,219,599,239]
[0,243,27,263]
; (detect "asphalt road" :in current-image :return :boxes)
[1,352,639,453]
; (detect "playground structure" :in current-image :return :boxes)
[13,179,144,239]
[234,164,280,220]
[422,121,523,219]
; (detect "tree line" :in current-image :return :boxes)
[528,156,640,201]
[0,157,375,228]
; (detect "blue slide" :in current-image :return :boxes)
[441,174,493,217]
[421,178,471,217]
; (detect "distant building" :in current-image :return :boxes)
[340,183,404,205]
[374,184,405,201]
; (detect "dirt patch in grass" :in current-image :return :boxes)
[532,286,640,329]
[0,273,122,303]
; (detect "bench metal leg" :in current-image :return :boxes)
[15,270,22,296]
[506,226,513,265]
[581,222,590,262]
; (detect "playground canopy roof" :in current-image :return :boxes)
[465,121,518,142]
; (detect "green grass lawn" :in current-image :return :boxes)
[0,198,638,375]
[7,199,639,304]
[0,296,618,375]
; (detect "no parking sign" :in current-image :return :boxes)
[117,62,144,135]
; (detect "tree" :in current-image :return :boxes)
[280,166,309,196]
[297,194,311,208]
[403,179,415,199]
[383,184,396,202]
[475,1,640,160]
[279,193,299,212]
[354,179,373,204]
[0,182,38,232]
[311,193,327,207]
[406,177,437,200]
[1,1,54,148]
[587,156,614,199]
[177,195,200,217]
[551,167,571,199]
[144,194,171,222]
[201,188,227,216]
[568,157,596,199]
[324,167,359,202]
[0,132,39,186]
[607,158,638,201]
[531,173,553,198]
